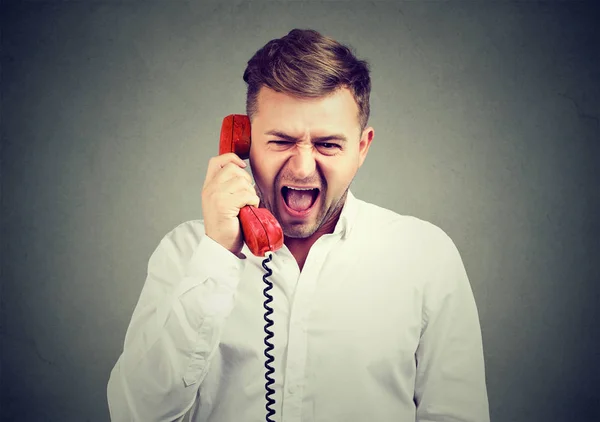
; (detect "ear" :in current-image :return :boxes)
[357,126,375,168]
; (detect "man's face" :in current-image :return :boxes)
[249,86,374,238]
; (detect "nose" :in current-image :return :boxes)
[287,144,317,179]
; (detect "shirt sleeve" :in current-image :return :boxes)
[414,230,490,422]
[107,221,246,422]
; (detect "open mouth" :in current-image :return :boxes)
[281,186,320,214]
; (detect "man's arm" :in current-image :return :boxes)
[107,221,245,421]
[414,231,490,422]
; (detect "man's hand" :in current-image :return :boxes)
[201,153,260,257]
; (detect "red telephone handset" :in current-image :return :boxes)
[219,114,284,257]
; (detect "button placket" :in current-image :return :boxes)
[280,236,338,422]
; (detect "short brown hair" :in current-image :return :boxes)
[243,29,371,131]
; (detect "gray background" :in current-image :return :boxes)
[1,0,598,421]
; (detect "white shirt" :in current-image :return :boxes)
[107,190,490,422]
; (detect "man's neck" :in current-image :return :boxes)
[284,209,341,272]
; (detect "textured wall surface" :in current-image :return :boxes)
[1,1,598,421]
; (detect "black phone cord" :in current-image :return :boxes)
[262,252,276,422]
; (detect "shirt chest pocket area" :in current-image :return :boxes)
[307,268,423,376]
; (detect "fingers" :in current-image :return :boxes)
[202,157,259,210]
[201,153,258,256]
[218,174,256,195]
[205,153,248,186]
[212,162,254,187]
[227,185,260,209]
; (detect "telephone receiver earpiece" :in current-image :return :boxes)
[219,114,284,257]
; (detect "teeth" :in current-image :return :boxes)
[287,186,316,191]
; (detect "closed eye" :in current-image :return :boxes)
[268,140,341,155]
[267,140,294,151]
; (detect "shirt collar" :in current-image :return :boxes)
[333,189,359,240]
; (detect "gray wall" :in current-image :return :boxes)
[1,1,598,421]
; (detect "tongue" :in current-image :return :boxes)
[287,189,314,212]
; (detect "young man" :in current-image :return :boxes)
[107,29,490,422]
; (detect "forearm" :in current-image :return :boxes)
[107,227,244,421]
[107,281,230,420]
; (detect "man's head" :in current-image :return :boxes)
[243,28,371,131]
[243,29,374,239]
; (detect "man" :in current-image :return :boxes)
[107,29,490,422]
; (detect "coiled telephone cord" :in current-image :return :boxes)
[262,252,276,422]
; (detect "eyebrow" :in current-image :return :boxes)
[265,130,348,143]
